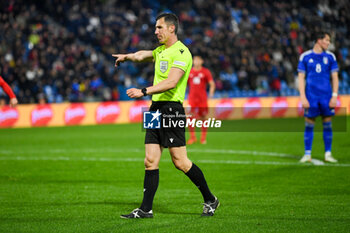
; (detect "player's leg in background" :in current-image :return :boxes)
[319,97,337,162]
[139,144,163,212]
[322,116,337,162]
[187,107,198,145]
[187,121,197,144]
[322,116,332,154]
[305,117,316,155]
[300,95,319,162]
[300,117,316,162]
[169,146,215,203]
[199,107,209,144]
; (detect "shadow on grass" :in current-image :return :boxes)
[46,200,141,207]
[0,216,74,223]
[2,200,141,208]
[154,205,199,216]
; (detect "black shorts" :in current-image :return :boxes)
[145,101,186,148]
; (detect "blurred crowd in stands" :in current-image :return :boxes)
[0,0,350,103]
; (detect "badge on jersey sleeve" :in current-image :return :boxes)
[323,57,328,65]
[160,61,168,73]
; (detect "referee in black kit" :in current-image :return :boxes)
[113,12,219,218]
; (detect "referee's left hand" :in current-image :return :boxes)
[127,88,143,98]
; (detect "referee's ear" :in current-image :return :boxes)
[169,24,176,34]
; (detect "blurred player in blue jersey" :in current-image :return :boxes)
[298,32,339,163]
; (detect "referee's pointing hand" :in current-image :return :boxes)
[112,54,127,67]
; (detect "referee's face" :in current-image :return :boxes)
[155,17,173,44]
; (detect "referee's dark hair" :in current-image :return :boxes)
[314,31,331,43]
[156,12,179,34]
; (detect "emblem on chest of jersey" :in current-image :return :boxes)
[323,57,328,65]
[160,61,168,73]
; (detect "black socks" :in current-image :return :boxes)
[185,163,215,203]
[139,163,214,211]
[140,169,159,212]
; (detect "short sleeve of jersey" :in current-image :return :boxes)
[297,55,306,73]
[171,49,191,72]
[329,54,339,73]
[205,68,213,82]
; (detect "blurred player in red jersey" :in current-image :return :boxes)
[0,76,18,107]
[187,55,215,144]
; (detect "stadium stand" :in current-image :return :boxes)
[0,0,349,103]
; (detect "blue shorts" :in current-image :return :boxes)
[304,95,335,118]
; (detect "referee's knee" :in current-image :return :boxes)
[172,159,191,172]
[173,160,182,170]
[144,156,157,169]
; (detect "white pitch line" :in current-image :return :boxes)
[188,148,298,158]
[0,148,299,158]
[0,148,332,166]
[0,148,143,154]
[311,159,325,166]
[189,149,325,166]
[191,148,325,166]
[0,156,349,167]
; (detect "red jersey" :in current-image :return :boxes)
[0,76,16,99]
[188,67,213,106]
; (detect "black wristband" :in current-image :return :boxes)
[141,88,147,96]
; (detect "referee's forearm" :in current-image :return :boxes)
[128,50,152,62]
[146,79,176,95]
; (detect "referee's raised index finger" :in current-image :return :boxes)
[112,54,120,57]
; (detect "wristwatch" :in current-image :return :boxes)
[141,88,147,96]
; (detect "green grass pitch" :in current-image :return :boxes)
[1,117,349,232]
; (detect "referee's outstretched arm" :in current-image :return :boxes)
[112,50,153,67]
